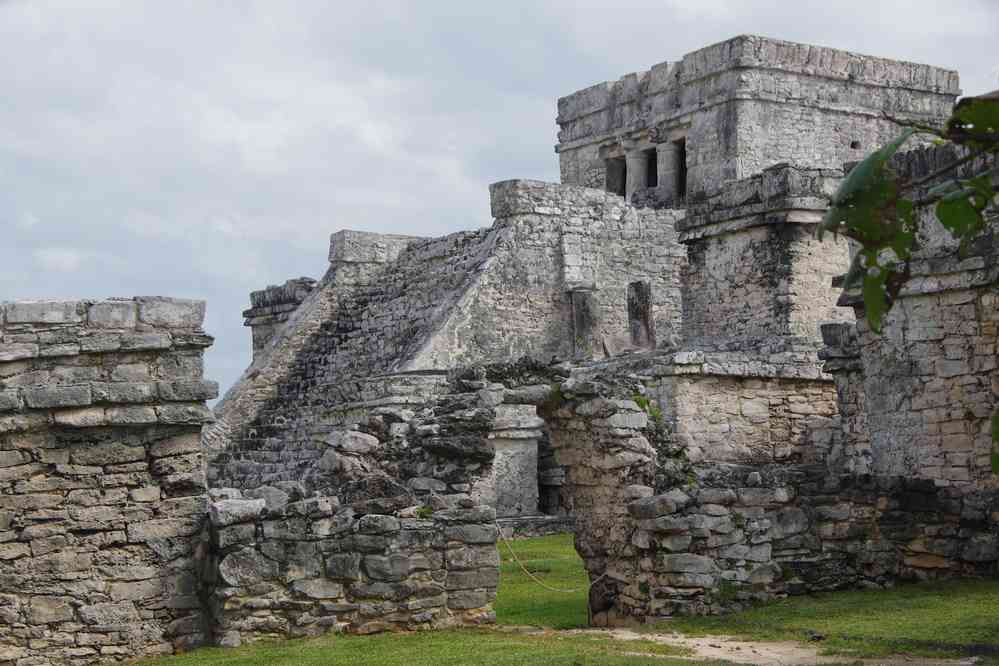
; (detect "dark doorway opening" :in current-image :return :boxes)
[643,148,658,188]
[605,157,626,196]
[627,281,655,349]
[673,138,687,201]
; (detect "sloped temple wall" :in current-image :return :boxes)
[0,298,217,664]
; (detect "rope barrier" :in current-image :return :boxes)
[496,522,607,594]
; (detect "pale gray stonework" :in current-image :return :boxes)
[2,35,997,662]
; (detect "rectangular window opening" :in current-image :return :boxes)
[644,148,658,188]
[627,280,655,349]
[673,138,687,201]
[605,157,626,197]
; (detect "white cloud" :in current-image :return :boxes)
[0,0,995,397]
[33,247,84,272]
[16,212,39,229]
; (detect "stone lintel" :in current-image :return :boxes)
[328,230,424,265]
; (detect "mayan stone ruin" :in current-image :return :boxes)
[0,34,996,663]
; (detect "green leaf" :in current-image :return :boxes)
[947,95,999,148]
[819,129,916,242]
[890,199,916,260]
[862,263,889,334]
[936,191,985,254]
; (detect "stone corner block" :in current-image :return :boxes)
[87,300,138,329]
[4,300,86,325]
[209,498,267,527]
[137,297,206,329]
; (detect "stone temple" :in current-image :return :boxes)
[0,35,995,663]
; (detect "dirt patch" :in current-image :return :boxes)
[569,628,982,666]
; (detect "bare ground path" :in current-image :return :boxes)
[498,626,986,666]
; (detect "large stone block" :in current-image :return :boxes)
[27,596,75,624]
[137,297,206,329]
[218,547,279,587]
[23,385,92,409]
[0,390,21,413]
[209,498,266,527]
[87,301,138,329]
[5,301,84,324]
[0,343,38,362]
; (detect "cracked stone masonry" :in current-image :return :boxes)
[1,34,996,663]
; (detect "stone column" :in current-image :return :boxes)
[625,151,649,202]
[570,288,599,360]
[656,141,681,202]
[488,404,545,518]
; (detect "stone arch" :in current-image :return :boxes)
[476,365,662,626]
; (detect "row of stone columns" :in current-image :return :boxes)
[610,140,686,204]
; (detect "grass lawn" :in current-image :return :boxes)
[494,532,589,629]
[135,629,711,666]
[655,577,999,661]
[136,533,999,664]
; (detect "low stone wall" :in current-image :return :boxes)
[0,298,217,664]
[207,493,498,645]
[606,463,999,623]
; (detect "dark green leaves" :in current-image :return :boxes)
[821,93,997,335]
[935,173,996,256]
[947,94,999,149]
[819,129,918,332]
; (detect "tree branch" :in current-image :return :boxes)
[880,111,945,136]
[903,149,993,192]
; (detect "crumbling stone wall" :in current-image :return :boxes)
[242,278,316,363]
[0,298,217,664]
[679,164,852,351]
[200,35,994,641]
[822,144,999,485]
[206,366,552,645]
[207,494,497,646]
[556,35,957,201]
[654,364,838,465]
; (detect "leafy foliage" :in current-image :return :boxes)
[818,95,998,333]
[818,93,999,454]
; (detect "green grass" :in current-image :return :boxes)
[495,532,589,629]
[652,578,999,660]
[135,629,714,666]
[135,534,999,664]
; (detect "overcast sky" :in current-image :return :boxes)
[2,0,997,396]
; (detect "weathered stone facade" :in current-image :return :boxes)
[0,298,217,664]
[556,35,957,203]
[4,35,996,663]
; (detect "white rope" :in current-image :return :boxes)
[496,523,608,594]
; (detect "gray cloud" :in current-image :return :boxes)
[2,0,996,395]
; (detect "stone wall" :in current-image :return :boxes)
[821,144,999,485]
[657,368,837,466]
[0,298,217,664]
[610,462,998,623]
[556,35,957,201]
[243,278,316,363]
[207,494,498,646]
[679,164,852,351]
[211,179,686,501]
[476,180,685,361]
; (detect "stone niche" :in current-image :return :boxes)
[0,298,218,664]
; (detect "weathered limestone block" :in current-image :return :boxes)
[0,297,215,664]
